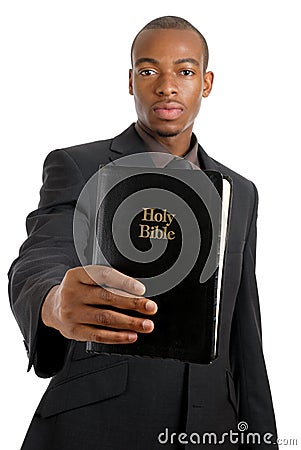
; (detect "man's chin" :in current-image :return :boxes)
[155,129,181,138]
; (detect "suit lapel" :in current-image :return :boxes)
[110,123,221,173]
[197,144,220,172]
[110,124,148,157]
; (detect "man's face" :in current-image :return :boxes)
[129,29,213,139]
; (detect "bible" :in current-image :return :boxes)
[85,160,232,364]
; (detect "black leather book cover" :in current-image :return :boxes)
[86,163,230,364]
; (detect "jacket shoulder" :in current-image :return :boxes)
[45,137,114,183]
[62,136,113,164]
[46,124,137,182]
[62,137,113,155]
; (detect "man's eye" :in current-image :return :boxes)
[139,69,157,76]
[180,69,195,76]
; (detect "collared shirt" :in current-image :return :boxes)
[134,122,201,170]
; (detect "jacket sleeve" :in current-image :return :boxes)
[229,182,278,448]
[8,149,87,378]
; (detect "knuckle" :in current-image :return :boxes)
[59,301,73,321]
[99,287,114,304]
[60,309,73,325]
[121,276,135,293]
[129,317,138,330]
[90,332,103,343]
[131,296,141,310]
[96,311,112,327]
[99,266,113,283]
[60,285,73,303]
[64,267,76,281]
[115,333,128,343]
[65,324,77,339]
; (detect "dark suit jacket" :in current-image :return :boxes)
[8,124,278,449]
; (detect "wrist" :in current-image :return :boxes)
[41,285,60,329]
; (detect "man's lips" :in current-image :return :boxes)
[153,102,184,120]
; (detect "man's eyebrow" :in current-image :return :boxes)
[134,57,159,67]
[174,58,200,66]
[134,57,201,67]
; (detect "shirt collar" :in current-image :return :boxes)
[134,121,201,169]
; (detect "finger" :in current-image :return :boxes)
[76,265,146,296]
[81,306,155,333]
[66,324,138,344]
[82,285,157,315]
[100,286,157,314]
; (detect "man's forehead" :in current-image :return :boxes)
[132,28,205,59]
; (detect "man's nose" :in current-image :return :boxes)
[155,74,178,96]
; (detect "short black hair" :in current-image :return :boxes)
[131,16,209,72]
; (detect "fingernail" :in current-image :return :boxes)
[128,332,137,342]
[142,320,154,331]
[145,301,157,313]
[134,281,145,295]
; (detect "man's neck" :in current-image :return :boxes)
[137,121,194,157]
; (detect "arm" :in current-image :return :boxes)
[229,182,278,447]
[8,149,86,378]
[8,149,157,378]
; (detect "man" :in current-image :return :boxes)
[8,16,278,449]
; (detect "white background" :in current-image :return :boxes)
[1,1,300,448]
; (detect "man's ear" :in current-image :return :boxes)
[129,69,133,95]
[202,71,214,98]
